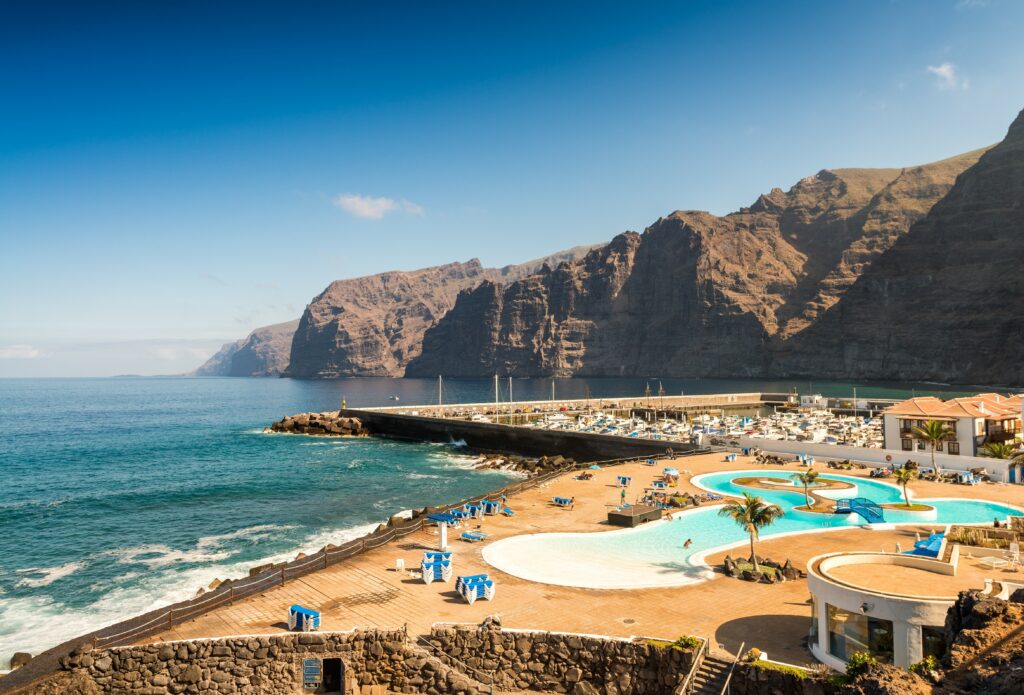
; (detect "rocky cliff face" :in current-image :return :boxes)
[190,320,298,377]
[192,247,597,378]
[775,110,1024,385]
[408,143,988,379]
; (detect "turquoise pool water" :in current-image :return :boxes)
[483,470,1023,589]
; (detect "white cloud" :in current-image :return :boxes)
[927,62,967,90]
[0,344,43,359]
[332,193,424,220]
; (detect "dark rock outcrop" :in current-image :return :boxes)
[269,412,367,436]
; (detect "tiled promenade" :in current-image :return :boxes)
[141,453,1023,664]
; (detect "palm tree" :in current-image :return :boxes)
[893,467,917,508]
[912,420,955,470]
[717,492,784,571]
[792,469,820,508]
[981,442,1015,459]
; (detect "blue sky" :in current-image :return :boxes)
[2,0,1022,376]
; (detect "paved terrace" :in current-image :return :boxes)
[141,454,1024,666]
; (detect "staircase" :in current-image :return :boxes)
[689,654,732,694]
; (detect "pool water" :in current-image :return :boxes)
[482,471,1023,589]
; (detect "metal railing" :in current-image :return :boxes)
[719,641,745,695]
[675,636,709,694]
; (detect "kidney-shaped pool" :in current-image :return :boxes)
[481,470,1022,589]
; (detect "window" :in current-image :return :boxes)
[921,626,947,660]
[936,441,943,452]
[948,441,960,455]
[827,604,894,663]
[902,439,913,451]
[809,598,819,647]
[917,440,926,451]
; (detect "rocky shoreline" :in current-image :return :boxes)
[267,411,368,436]
[267,411,578,476]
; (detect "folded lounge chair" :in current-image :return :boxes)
[552,496,574,509]
[423,551,452,563]
[460,531,489,542]
[457,574,496,604]
[481,499,501,515]
[288,604,321,632]
[455,574,488,593]
[616,475,632,487]
[421,559,452,583]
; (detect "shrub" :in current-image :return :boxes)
[743,647,762,662]
[749,661,808,680]
[845,651,877,677]
[909,655,940,675]
[672,635,702,650]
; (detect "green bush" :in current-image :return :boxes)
[644,635,702,652]
[749,661,808,680]
[845,651,877,677]
[672,635,702,650]
[909,655,940,675]
[743,647,762,662]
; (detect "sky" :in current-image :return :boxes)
[1,0,1023,376]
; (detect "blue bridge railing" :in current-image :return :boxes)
[834,497,885,524]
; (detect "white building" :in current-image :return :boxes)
[882,393,1022,458]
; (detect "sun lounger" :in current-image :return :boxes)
[423,551,452,562]
[651,480,668,490]
[464,503,484,518]
[460,531,488,542]
[481,499,501,515]
[616,475,632,487]
[501,507,515,517]
[724,453,737,462]
[421,559,452,583]
[552,496,574,509]
[455,573,488,593]
[457,575,495,604]
[288,604,321,632]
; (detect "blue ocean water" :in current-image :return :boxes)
[0,376,986,660]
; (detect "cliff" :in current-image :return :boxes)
[773,109,1024,385]
[190,320,298,377]
[407,143,989,378]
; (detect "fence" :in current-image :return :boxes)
[1,451,678,693]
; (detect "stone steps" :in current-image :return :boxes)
[690,655,731,694]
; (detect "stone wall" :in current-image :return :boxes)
[44,629,490,695]
[29,621,702,695]
[425,620,698,694]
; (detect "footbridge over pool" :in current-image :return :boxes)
[834,497,885,524]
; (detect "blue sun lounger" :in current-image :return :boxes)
[457,574,495,604]
[455,574,488,593]
[552,497,573,508]
[725,453,737,462]
[501,506,515,517]
[616,475,632,487]
[482,499,501,515]
[421,559,452,583]
[288,604,321,632]
[651,480,668,490]
[423,551,452,563]
[460,531,488,542]
[464,503,484,519]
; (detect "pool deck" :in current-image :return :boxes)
[139,453,1024,665]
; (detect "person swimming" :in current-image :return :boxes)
[683,538,693,549]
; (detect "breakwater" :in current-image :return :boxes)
[340,407,705,461]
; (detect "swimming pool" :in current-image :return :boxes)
[482,470,1023,589]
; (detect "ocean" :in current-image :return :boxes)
[0,375,987,661]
